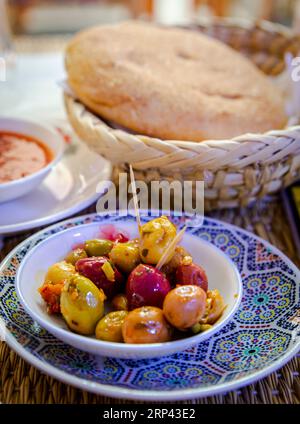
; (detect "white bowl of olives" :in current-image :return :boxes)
[16,216,242,359]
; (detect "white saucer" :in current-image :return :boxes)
[0,128,112,235]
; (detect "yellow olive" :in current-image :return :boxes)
[109,242,140,273]
[163,285,207,330]
[161,246,190,277]
[122,307,172,344]
[65,248,87,265]
[112,294,128,311]
[85,239,113,257]
[200,290,226,325]
[139,216,177,265]
[95,311,128,342]
[60,274,106,335]
[44,261,76,285]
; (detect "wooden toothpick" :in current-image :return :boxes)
[129,164,141,232]
[156,226,187,270]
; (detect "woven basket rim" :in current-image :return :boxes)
[194,16,298,37]
[66,94,300,150]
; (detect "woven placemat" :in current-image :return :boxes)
[0,198,300,404]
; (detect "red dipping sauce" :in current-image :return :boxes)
[0,131,53,184]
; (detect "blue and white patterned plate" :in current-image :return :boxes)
[0,213,299,401]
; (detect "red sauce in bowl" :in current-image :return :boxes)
[0,131,53,184]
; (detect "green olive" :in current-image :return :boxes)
[109,242,140,274]
[65,248,87,265]
[95,311,128,342]
[44,261,76,285]
[128,238,139,248]
[85,239,114,257]
[60,274,106,335]
[191,323,212,334]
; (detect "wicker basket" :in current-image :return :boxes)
[65,18,300,211]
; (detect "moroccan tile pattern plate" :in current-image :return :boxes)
[0,212,299,401]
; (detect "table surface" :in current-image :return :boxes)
[0,36,300,404]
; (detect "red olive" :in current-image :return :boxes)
[114,233,130,243]
[175,263,208,292]
[75,257,124,299]
[126,264,171,310]
[98,225,129,243]
[161,246,190,284]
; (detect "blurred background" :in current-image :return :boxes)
[3,0,300,35]
[1,0,300,90]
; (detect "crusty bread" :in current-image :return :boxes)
[65,21,287,141]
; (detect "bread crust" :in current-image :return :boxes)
[66,21,287,141]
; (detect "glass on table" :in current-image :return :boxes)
[0,0,15,81]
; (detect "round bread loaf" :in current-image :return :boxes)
[65,21,287,141]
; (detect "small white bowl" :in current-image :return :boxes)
[0,117,64,203]
[16,221,242,359]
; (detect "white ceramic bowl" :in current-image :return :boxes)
[16,221,242,359]
[0,117,64,203]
